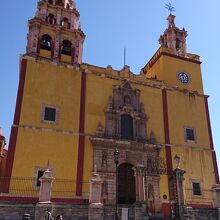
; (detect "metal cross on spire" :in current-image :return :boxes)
[165,3,176,15]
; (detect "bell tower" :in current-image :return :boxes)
[143,11,203,93]
[26,0,85,64]
[159,14,187,57]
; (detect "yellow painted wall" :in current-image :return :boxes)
[9,54,216,204]
[167,90,210,148]
[20,60,81,131]
[145,47,204,93]
[12,128,79,179]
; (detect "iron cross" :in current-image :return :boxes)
[165,3,176,14]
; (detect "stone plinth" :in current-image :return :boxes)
[35,203,53,220]
[89,168,103,204]
[39,168,54,203]
[212,184,220,208]
[88,203,104,220]
[134,203,149,220]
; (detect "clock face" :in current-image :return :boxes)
[177,72,190,84]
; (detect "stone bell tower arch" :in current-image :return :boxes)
[26,0,85,64]
[159,13,187,57]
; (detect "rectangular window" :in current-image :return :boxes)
[42,105,59,124]
[192,182,202,196]
[44,107,56,122]
[36,170,45,187]
[185,128,195,141]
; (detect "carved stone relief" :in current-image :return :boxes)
[90,81,161,212]
[105,81,147,142]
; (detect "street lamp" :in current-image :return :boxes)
[114,149,119,220]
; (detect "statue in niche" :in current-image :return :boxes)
[101,151,108,170]
[96,122,104,137]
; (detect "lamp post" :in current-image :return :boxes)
[114,149,119,220]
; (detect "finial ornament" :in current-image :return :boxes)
[165,3,176,15]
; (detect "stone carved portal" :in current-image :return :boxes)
[91,81,162,213]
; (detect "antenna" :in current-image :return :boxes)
[124,47,126,67]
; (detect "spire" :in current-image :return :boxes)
[159,5,187,57]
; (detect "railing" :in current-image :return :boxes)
[0,177,90,199]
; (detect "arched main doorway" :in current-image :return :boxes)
[118,163,136,204]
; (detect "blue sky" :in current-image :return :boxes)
[0,1,220,168]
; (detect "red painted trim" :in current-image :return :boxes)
[162,202,172,218]
[76,71,87,196]
[162,52,202,64]
[204,97,219,183]
[0,196,88,204]
[212,151,219,184]
[14,59,27,125]
[3,59,27,193]
[187,203,213,209]
[162,89,172,170]
[162,89,174,205]
[51,198,88,203]
[0,196,38,203]
[148,51,201,70]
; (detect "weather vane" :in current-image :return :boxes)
[165,3,176,14]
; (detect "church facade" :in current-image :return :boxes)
[1,0,220,219]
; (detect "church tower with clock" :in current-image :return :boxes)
[1,1,219,219]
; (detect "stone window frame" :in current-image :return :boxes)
[33,166,54,189]
[41,104,60,125]
[184,126,196,143]
[104,82,147,142]
[191,179,203,197]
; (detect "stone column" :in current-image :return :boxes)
[38,168,54,203]
[174,168,186,206]
[212,184,220,208]
[53,32,61,62]
[88,166,104,220]
[27,25,40,56]
[134,165,146,203]
[173,168,186,219]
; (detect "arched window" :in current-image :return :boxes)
[47,14,55,24]
[48,0,53,4]
[61,17,70,29]
[66,3,70,9]
[176,38,181,51]
[40,34,52,51]
[121,114,133,140]
[61,40,72,56]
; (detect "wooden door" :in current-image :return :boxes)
[118,163,136,204]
